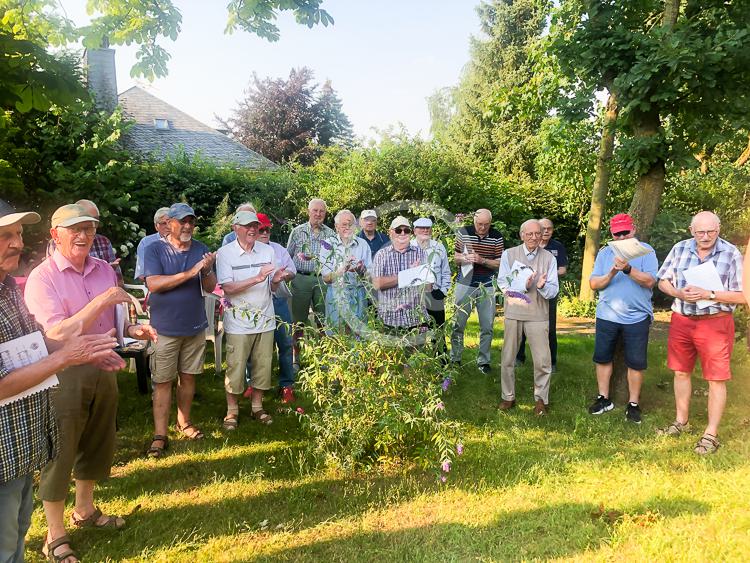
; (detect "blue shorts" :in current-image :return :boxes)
[593,316,650,371]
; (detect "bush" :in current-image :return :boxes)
[297,329,463,477]
[557,280,597,318]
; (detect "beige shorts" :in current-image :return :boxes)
[149,332,206,383]
[225,331,274,393]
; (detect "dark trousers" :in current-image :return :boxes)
[427,308,447,358]
[517,296,558,366]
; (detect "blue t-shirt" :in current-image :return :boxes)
[222,231,236,247]
[144,239,210,337]
[591,243,659,324]
[358,230,390,257]
[135,232,162,279]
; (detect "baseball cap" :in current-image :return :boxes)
[257,213,273,228]
[232,210,260,226]
[610,213,635,234]
[168,202,196,220]
[414,217,433,228]
[360,209,377,220]
[51,204,99,229]
[389,216,411,230]
[0,199,41,228]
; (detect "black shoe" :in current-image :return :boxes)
[514,358,524,367]
[551,364,557,373]
[478,364,491,374]
[588,395,614,415]
[625,402,642,424]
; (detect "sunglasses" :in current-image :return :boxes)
[612,230,631,237]
[258,227,271,234]
[394,227,412,235]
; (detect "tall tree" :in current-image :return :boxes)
[221,68,353,164]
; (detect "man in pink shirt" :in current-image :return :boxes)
[25,203,157,561]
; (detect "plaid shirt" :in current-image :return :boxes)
[657,237,744,316]
[372,244,428,327]
[287,222,335,274]
[0,276,59,483]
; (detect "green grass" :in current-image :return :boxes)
[25,316,750,561]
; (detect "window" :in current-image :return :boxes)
[154,118,169,130]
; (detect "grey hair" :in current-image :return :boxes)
[334,209,356,226]
[153,207,170,224]
[690,211,721,229]
[308,198,327,210]
[519,219,541,236]
[475,208,492,221]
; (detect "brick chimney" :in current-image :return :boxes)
[83,42,118,112]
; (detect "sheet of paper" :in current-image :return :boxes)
[461,244,473,278]
[0,331,58,407]
[398,264,436,288]
[683,261,725,309]
[509,260,534,293]
[607,238,652,262]
[115,303,127,346]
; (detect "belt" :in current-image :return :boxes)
[679,311,731,320]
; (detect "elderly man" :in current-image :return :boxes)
[516,218,568,370]
[255,213,297,403]
[46,200,123,285]
[451,209,504,372]
[358,209,390,257]
[134,207,170,280]
[413,217,451,358]
[0,200,125,563]
[25,203,156,561]
[497,219,559,415]
[320,209,372,332]
[587,213,658,423]
[217,210,287,428]
[144,203,216,455]
[222,202,257,247]
[372,216,428,333]
[287,199,334,366]
[657,211,745,454]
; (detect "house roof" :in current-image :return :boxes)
[117,86,276,169]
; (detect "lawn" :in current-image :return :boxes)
[25,314,750,562]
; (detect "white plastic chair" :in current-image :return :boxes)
[204,293,224,377]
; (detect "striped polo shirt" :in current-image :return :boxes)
[454,226,504,287]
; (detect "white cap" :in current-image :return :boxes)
[414,218,433,228]
[360,209,377,220]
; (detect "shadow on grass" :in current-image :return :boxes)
[257,496,710,562]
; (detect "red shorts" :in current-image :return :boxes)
[667,312,735,381]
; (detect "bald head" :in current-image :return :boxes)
[474,209,492,236]
[690,211,721,252]
[690,211,720,230]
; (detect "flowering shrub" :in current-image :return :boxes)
[296,328,463,475]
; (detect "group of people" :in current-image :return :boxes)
[0,194,747,563]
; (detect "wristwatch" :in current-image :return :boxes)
[709,290,716,300]
[622,265,632,275]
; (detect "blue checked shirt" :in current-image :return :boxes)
[286,222,335,274]
[0,276,59,483]
[657,237,743,316]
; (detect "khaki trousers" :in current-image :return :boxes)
[501,319,551,404]
[225,331,274,393]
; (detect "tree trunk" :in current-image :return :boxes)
[735,135,750,167]
[580,90,619,301]
[663,0,680,28]
[628,109,665,243]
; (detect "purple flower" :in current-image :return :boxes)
[440,475,447,483]
[220,297,233,309]
[441,460,451,472]
[456,443,464,456]
[441,377,451,392]
[321,240,333,250]
[436,401,445,411]
[505,290,532,304]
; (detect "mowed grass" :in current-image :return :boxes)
[24,314,750,562]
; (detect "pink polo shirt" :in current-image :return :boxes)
[25,250,117,334]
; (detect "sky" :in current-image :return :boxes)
[58,0,483,140]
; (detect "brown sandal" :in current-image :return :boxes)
[694,433,720,455]
[43,534,78,563]
[70,507,125,529]
[177,421,204,440]
[146,435,169,458]
[252,409,273,425]
[222,414,239,431]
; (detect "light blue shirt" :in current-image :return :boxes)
[592,244,658,324]
[134,233,163,279]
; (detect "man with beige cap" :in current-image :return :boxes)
[25,203,157,561]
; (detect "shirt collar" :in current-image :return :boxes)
[52,249,97,276]
[523,244,538,258]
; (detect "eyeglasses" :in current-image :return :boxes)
[60,225,96,236]
[612,230,631,238]
[524,232,542,238]
[258,227,271,234]
[156,221,169,227]
[693,229,718,238]
[178,217,196,226]
[394,227,412,235]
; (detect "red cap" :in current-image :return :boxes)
[257,213,273,228]
[609,213,634,234]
